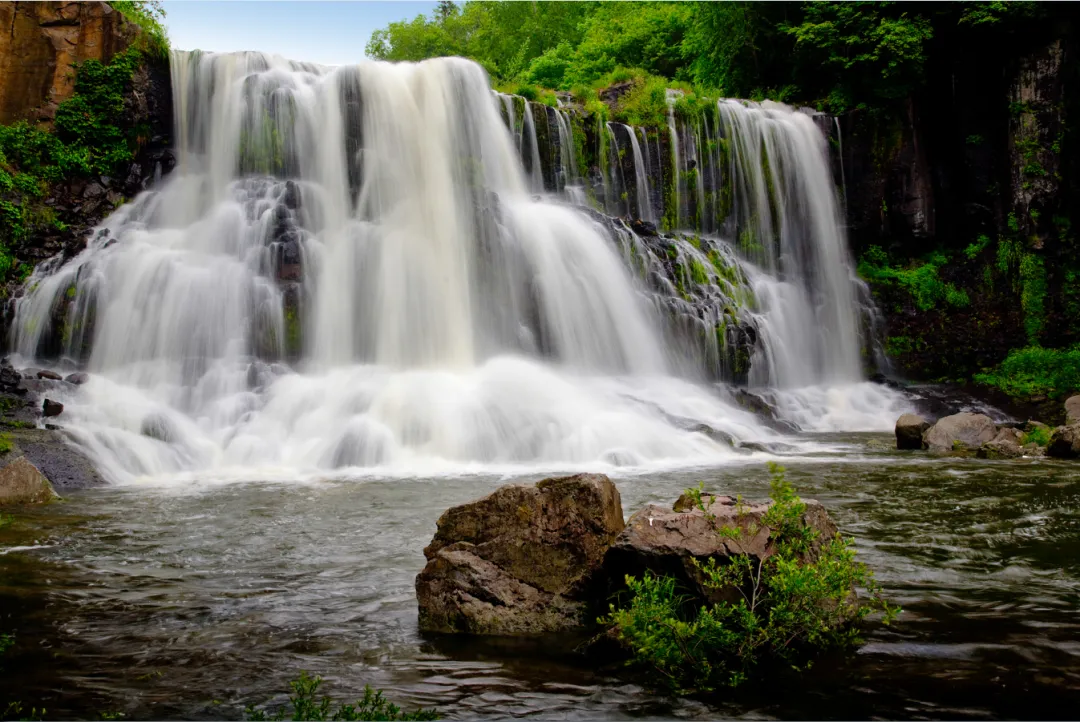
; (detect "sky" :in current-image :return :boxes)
[162,1,440,66]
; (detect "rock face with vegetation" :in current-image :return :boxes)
[0,0,172,341]
[415,473,624,634]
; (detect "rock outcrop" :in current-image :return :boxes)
[1047,425,1080,459]
[1065,396,1080,426]
[895,413,931,450]
[977,426,1024,459]
[0,1,138,125]
[603,492,838,606]
[416,473,624,635]
[922,412,997,453]
[0,456,59,505]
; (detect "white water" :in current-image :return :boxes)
[622,123,654,224]
[10,53,909,484]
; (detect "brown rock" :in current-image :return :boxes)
[1047,424,1080,459]
[0,456,59,505]
[36,369,62,381]
[1065,396,1080,426]
[896,413,931,450]
[416,473,624,634]
[602,493,838,606]
[922,412,997,453]
[42,398,63,417]
[0,1,139,126]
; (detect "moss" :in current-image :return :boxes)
[0,433,12,455]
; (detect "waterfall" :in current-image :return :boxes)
[665,90,684,229]
[715,99,862,387]
[12,52,806,483]
[622,124,654,224]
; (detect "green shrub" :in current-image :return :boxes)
[1021,425,1052,446]
[974,346,1080,399]
[858,246,969,311]
[0,433,12,455]
[601,464,898,692]
[246,672,439,721]
[107,1,170,59]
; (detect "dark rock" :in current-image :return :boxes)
[1047,425,1080,459]
[416,473,624,635]
[140,413,175,443]
[36,369,62,381]
[602,492,838,607]
[42,398,63,417]
[895,413,931,450]
[3,427,106,489]
[922,412,997,453]
[64,372,90,385]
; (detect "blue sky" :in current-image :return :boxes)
[163,1,440,65]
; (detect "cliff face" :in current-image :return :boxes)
[841,20,1076,383]
[0,1,139,125]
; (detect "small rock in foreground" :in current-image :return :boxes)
[0,456,60,506]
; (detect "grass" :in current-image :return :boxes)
[0,433,13,455]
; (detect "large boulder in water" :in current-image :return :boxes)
[1066,396,1080,425]
[602,491,838,606]
[416,473,624,635]
[895,413,931,450]
[922,412,997,453]
[0,456,59,506]
[1047,425,1080,458]
[977,427,1024,459]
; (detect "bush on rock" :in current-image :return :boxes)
[600,464,899,691]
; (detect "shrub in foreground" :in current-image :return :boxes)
[601,464,898,691]
[247,672,439,721]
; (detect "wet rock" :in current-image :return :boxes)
[895,413,931,450]
[1065,396,1080,425]
[1022,442,1046,457]
[977,427,1024,459]
[1047,424,1080,459]
[0,362,23,391]
[922,412,997,453]
[416,473,624,635]
[0,456,59,506]
[140,414,175,443]
[42,398,63,417]
[602,492,837,606]
[36,369,62,381]
[5,427,105,489]
[64,372,90,385]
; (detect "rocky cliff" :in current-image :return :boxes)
[0,1,139,125]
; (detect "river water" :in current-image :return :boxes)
[2,435,1078,720]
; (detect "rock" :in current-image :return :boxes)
[1065,396,1080,425]
[64,372,90,385]
[977,427,1024,459]
[602,492,838,607]
[36,369,62,381]
[42,398,63,417]
[1047,425,1080,459]
[4,427,105,489]
[895,413,931,450]
[0,456,59,505]
[140,413,175,443]
[922,412,997,453]
[0,362,23,391]
[1022,442,1046,457]
[416,473,624,635]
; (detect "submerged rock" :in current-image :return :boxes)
[1047,425,1080,459]
[0,456,59,506]
[36,370,62,381]
[64,372,90,385]
[416,473,624,635]
[895,413,931,450]
[922,412,997,453]
[602,491,838,606]
[42,398,63,417]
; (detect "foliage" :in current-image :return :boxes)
[0,633,11,655]
[0,433,11,455]
[108,1,169,59]
[1021,425,1052,447]
[858,246,969,311]
[601,464,898,692]
[0,47,145,281]
[974,346,1080,400]
[247,672,439,721]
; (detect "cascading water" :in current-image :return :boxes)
[11,51,801,484]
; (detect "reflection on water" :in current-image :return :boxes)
[2,436,1079,719]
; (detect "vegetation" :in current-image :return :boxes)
[246,672,439,721]
[975,346,1080,400]
[0,433,12,455]
[108,1,169,59]
[1021,425,1053,447]
[0,45,147,281]
[601,464,898,692]
[857,246,969,312]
